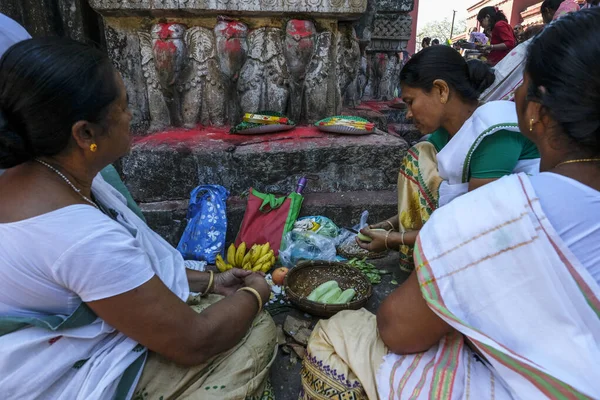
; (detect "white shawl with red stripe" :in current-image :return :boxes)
[377,173,600,399]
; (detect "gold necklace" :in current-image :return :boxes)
[554,158,600,168]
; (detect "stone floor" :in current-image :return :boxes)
[268,253,410,399]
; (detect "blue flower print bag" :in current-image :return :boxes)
[177,185,229,263]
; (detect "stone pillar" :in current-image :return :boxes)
[87,0,368,134]
[363,0,414,100]
[0,0,103,44]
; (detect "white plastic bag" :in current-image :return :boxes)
[279,230,337,267]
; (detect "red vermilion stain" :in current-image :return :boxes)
[133,125,330,150]
[48,336,63,345]
[289,20,314,39]
[157,23,175,40]
[218,21,246,39]
[224,39,242,52]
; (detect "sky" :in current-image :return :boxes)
[416,0,477,33]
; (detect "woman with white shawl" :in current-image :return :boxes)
[301,9,600,399]
[359,46,540,271]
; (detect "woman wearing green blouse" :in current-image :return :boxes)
[358,47,540,270]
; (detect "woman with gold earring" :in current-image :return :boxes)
[302,10,600,399]
[357,46,540,272]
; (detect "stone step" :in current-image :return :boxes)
[121,125,408,202]
[141,189,398,247]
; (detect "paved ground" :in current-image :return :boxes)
[269,253,410,399]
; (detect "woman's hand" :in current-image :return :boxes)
[243,273,272,303]
[355,227,389,253]
[369,216,398,231]
[213,268,252,296]
[479,44,492,54]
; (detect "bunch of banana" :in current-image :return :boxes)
[215,242,276,273]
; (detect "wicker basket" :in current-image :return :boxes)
[284,260,373,318]
[336,247,389,260]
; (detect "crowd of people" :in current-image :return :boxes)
[0,5,599,400]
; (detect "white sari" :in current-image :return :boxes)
[0,175,190,400]
[377,174,600,399]
[436,101,540,207]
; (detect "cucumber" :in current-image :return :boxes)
[307,280,339,302]
[332,288,356,304]
[357,232,372,242]
[318,287,342,304]
[356,228,387,243]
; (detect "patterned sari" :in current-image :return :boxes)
[396,141,443,271]
[301,174,600,399]
[133,294,277,400]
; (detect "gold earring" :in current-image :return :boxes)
[90,143,98,152]
[529,118,534,132]
[441,98,447,104]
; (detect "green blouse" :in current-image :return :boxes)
[427,128,539,180]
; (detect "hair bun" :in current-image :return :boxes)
[0,109,32,168]
[466,59,496,96]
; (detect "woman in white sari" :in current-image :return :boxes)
[0,38,277,399]
[301,8,600,399]
[361,47,540,271]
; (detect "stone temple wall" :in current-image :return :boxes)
[86,0,414,134]
[1,0,414,135]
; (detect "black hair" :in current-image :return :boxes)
[526,8,600,154]
[0,37,119,169]
[522,24,545,41]
[431,38,440,45]
[422,37,431,47]
[477,6,509,29]
[541,0,563,10]
[400,45,495,102]
[541,0,563,23]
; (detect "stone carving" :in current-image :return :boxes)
[87,0,417,134]
[139,23,187,130]
[372,0,414,12]
[377,54,399,100]
[215,16,248,122]
[284,20,316,122]
[370,13,411,52]
[368,52,387,99]
[182,27,226,127]
[89,0,368,15]
[303,32,337,122]
[237,28,289,116]
[336,25,361,107]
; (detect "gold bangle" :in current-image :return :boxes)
[384,231,391,250]
[202,271,214,297]
[237,287,263,315]
[385,221,395,231]
[401,232,406,246]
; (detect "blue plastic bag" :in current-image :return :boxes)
[177,185,229,263]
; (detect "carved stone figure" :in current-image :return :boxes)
[303,31,337,123]
[214,16,248,123]
[377,53,398,100]
[139,23,187,130]
[369,52,388,99]
[283,20,316,121]
[182,27,226,127]
[356,40,370,102]
[237,28,289,116]
[336,25,361,107]
[390,53,403,99]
